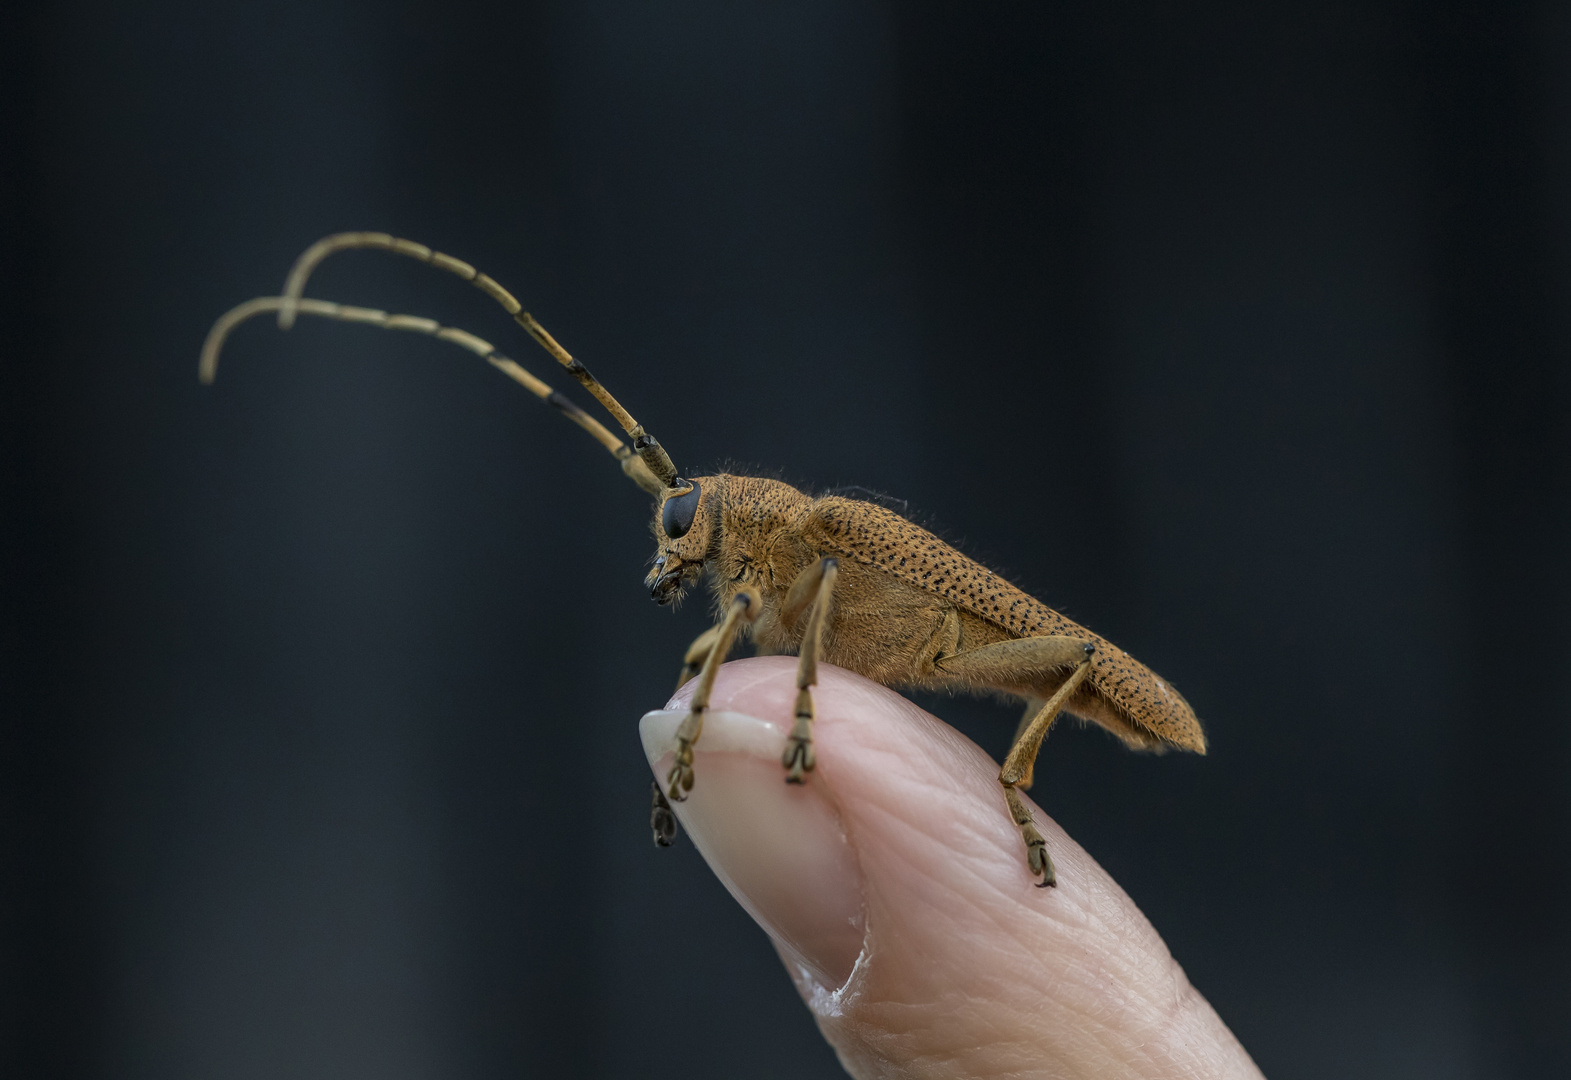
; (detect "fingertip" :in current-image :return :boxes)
[647,657,1262,1079]
[640,698,866,988]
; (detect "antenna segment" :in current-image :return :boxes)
[200,294,664,495]
[276,232,679,487]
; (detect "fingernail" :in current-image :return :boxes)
[640,709,866,987]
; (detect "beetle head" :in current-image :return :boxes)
[645,476,721,605]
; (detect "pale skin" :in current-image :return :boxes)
[643,658,1264,1080]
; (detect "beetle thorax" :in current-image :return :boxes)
[705,475,816,611]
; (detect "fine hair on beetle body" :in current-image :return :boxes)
[202,232,1207,889]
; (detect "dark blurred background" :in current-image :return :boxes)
[3,1,1568,1077]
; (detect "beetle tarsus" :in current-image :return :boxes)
[783,729,814,783]
[666,738,696,802]
[650,782,678,847]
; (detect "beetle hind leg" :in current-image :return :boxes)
[998,654,1094,886]
[1003,785,1055,887]
[936,635,1096,887]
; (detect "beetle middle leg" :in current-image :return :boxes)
[936,636,1096,887]
[780,558,839,783]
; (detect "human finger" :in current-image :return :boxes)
[641,656,1261,1080]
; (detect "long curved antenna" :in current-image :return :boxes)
[201,294,665,496]
[277,232,680,487]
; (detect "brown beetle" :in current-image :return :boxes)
[202,233,1206,887]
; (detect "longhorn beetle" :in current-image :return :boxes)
[201,232,1207,888]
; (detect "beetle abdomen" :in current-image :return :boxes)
[803,496,1206,753]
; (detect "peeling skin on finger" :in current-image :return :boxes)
[642,657,1263,1080]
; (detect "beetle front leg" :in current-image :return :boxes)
[665,589,759,802]
[651,611,743,847]
[674,622,723,691]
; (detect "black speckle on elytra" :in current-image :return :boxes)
[809,490,1194,741]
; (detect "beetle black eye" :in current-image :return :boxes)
[661,481,700,539]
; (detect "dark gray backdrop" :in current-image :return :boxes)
[4,2,1569,1078]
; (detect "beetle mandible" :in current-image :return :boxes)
[201,232,1207,888]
